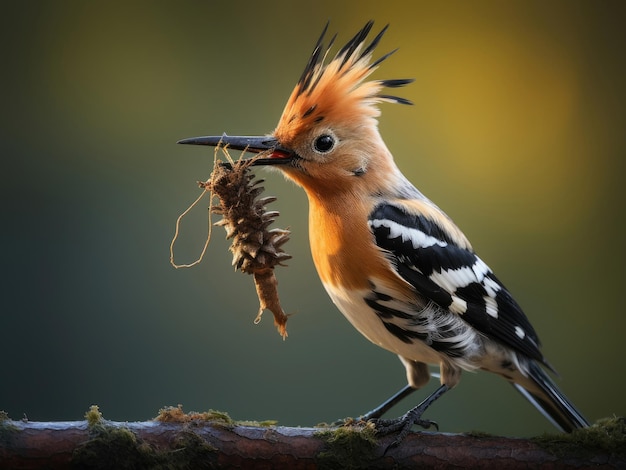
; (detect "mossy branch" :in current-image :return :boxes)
[1,407,624,469]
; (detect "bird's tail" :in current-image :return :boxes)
[512,361,589,432]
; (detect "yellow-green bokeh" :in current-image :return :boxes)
[1,0,624,436]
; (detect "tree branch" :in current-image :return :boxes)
[1,414,624,469]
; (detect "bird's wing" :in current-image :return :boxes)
[368,200,546,364]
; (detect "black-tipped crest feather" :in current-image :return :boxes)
[292,21,413,106]
[338,20,374,69]
[360,24,389,59]
[378,95,414,105]
[297,21,330,92]
[369,48,399,70]
[380,78,415,88]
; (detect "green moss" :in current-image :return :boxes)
[73,406,217,469]
[532,416,626,458]
[236,419,279,427]
[154,404,280,428]
[170,430,218,467]
[0,411,18,448]
[85,405,104,427]
[315,423,378,470]
[74,426,155,469]
[202,409,233,425]
[154,405,234,426]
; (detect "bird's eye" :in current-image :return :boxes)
[313,134,335,153]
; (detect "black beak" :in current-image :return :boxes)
[177,134,294,165]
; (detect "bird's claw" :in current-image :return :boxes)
[370,411,438,451]
[371,415,437,434]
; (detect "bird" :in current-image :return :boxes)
[178,21,589,440]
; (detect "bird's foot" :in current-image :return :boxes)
[370,405,438,449]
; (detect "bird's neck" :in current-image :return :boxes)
[305,188,406,293]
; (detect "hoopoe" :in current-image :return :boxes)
[179,21,589,440]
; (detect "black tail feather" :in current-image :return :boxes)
[513,361,589,432]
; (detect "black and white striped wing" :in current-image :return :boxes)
[368,201,545,364]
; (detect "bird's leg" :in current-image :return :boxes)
[360,384,417,421]
[372,384,450,447]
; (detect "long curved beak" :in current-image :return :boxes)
[177,134,294,165]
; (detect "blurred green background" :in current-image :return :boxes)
[1,0,624,437]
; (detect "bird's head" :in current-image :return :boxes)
[179,21,413,197]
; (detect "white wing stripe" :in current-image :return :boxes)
[370,214,506,321]
[430,266,477,292]
[369,219,448,249]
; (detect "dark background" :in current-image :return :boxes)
[2,0,624,436]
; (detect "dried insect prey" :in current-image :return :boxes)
[202,155,291,338]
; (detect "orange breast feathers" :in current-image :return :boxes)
[307,193,412,295]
